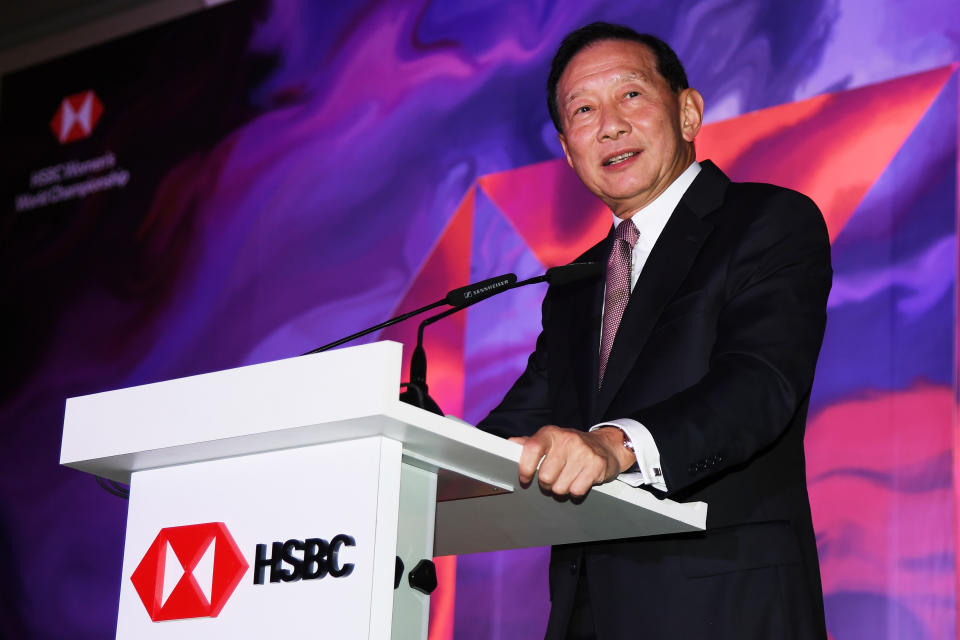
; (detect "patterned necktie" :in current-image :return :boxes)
[599,220,639,388]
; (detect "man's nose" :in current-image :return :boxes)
[598,106,630,140]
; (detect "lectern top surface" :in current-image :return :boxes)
[59,341,706,556]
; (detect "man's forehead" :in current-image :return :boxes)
[559,42,658,101]
[561,41,656,82]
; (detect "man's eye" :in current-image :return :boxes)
[625,90,640,98]
[574,105,591,114]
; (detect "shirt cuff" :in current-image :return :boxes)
[589,418,667,492]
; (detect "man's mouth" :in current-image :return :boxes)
[603,151,639,166]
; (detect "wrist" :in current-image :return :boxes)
[596,426,639,473]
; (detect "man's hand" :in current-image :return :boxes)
[508,425,636,497]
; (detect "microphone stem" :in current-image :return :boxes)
[423,274,548,333]
[304,298,446,355]
[408,274,549,385]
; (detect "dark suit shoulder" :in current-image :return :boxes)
[707,181,832,304]
[722,181,826,232]
[705,181,830,269]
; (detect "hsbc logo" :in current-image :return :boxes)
[49,90,103,144]
[130,522,248,622]
[253,534,356,584]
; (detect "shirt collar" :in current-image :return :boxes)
[612,161,701,243]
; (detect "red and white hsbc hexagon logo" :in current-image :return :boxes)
[130,522,249,622]
[49,90,103,144]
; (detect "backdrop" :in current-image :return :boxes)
[1,1,958,638]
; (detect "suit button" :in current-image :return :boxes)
[569,560,578,575]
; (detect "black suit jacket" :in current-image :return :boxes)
[478,161,832,639]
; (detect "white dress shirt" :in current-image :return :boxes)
[588,161,702,492]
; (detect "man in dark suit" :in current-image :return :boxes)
[477,23,832,639]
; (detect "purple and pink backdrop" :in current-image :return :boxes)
[1,1,958,638]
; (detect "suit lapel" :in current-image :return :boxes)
[593,161,727,421]
[567,236,610,422]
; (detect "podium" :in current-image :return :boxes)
[61,341,706,639]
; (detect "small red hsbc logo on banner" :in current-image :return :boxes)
[49,90,103,144]
[130,522,249,622]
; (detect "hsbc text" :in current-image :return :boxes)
[253,534,355,584]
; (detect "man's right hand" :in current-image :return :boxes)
[509,425,634,497]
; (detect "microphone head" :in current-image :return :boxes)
[546,262,603,286]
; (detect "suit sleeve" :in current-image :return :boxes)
[635,190,832,497]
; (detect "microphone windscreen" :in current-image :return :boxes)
[546,262,603,286]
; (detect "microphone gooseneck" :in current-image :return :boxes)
[399,262,601,415]
[303,272,517,355]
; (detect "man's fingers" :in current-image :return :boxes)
[526,426,624,496]
[567,467,600,497]
[544,462,576,495]
[551,452,604,497]
[517,437,548,484]
[541,444,591,494]
[514,425,623,495]
[536,444,568,490]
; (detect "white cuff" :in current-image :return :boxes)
[590,418,667,492]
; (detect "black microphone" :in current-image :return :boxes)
[303,272,517,354]
[445,273,517,306]
[546,261,603,285]
[401,262,601,414]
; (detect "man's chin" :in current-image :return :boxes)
[598,186,657,214]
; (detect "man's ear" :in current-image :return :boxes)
[678,88,704,142]
[558,133,574,169]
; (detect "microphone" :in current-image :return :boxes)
[546,261,602,285]
[445,273,517,306]
[401,262,601,414]
[303,272,517,354]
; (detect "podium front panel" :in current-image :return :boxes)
[116,436,401,639]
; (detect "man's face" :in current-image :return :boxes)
[556,39,702,218]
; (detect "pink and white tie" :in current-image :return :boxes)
[599,220,639,387]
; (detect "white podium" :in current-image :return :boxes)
[61,341,706,639]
